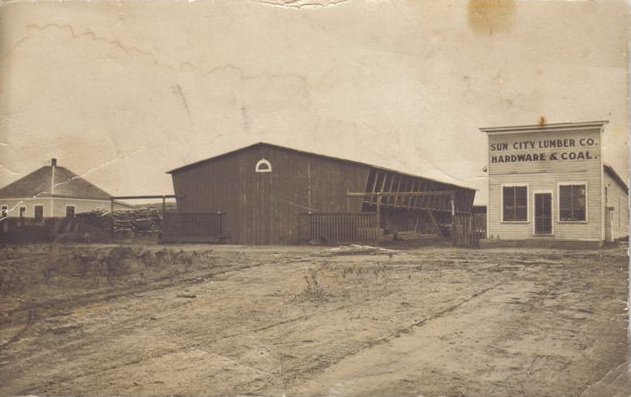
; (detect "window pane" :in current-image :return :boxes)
[514,187,527,221]
[515,205,527,221]
[559,184,586,221]
[573,185,586,221]
[503,186,527,221]
[34,206,44,222]
[503,186,514,221]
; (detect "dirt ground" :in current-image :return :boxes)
[0,243,628,397]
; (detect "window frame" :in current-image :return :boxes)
[532,189,554,236]
[500,183,529,223]
[65,205,76,218]
[255,159,272,173]
[33,205,44,223]
[557,182,588,223]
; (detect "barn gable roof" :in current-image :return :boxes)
[167,142,475,192]
[0,162,112,200]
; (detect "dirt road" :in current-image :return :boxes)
[0,244,628,396]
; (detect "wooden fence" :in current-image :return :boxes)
[452,213,486,248]
[161,212,224,243]
[299,212,378,243]
[0,217,81,243]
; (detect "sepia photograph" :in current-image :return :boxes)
[0,0,629,396]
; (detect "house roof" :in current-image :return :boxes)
[604,164,629,193]
[167,142,476,192]
[0,162,112,200]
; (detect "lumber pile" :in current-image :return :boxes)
[76,208,110,230]
[76,207,162,235]
[113,207,162,235]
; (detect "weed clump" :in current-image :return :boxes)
[296,269,328,303]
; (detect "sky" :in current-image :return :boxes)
[0,0,629,205]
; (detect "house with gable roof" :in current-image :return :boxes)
[0,158,127,221]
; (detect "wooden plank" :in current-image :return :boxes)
[426,209,446,239]
[411,180,421,209]
[301,212,378,243]
[346,191,455,197]
[404,179,413,209]
[393,175,403,208]
[385,174,395,206]
[161,212,224,243]
[367,169,378,205]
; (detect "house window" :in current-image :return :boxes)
[502,186,527,222]
[18,207,26,226]
[66,206,76,218]
[34,205,44,222]
[559,184,586,221]
[1,205,7,218]
[255,159,272,173]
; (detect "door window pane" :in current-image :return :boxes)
[535,193,552,234]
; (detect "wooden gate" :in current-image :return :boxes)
[161,212,224,243]
[452,213,485,248]
[299,213,378,243]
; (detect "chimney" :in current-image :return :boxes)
[51,158,57,167]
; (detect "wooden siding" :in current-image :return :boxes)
[298,213,378,242]
[171,143,476,244]
[604,171,629,240]
[453,213,483,247]
[487,128,603,241]
[0,197,112,218]
[171,145,370,244]
[161,213,224,243]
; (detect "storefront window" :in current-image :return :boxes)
[503,186,527,221]
[559,184,586,221]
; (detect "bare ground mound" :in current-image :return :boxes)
[0,244,628,397]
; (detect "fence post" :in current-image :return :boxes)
[307,211,312,241]
[110,198,115,239]
[376,194,382,230]
[217,211,223,237]
[450,194,456,247]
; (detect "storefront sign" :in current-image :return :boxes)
[489,136,599,164]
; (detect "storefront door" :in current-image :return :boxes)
[534,193,552,235]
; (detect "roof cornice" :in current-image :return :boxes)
[480,120,609,135]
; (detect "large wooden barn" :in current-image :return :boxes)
[167,142,476,245]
